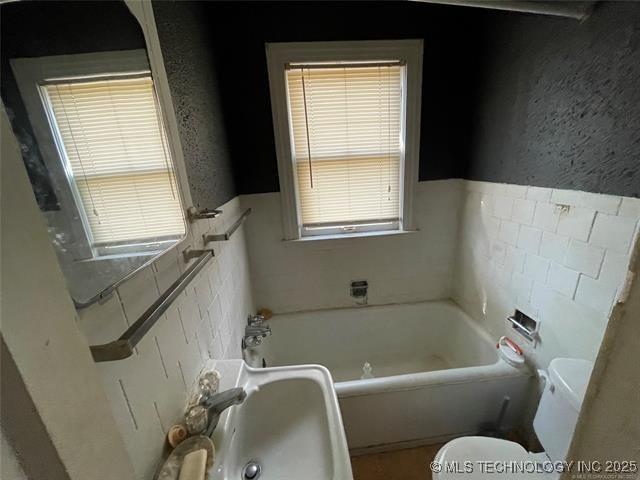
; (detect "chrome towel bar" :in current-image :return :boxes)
[204,208,252,243]
[89,250,214,362]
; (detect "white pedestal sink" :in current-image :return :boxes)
[208,360,353,480]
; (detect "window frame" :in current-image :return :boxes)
[266,40,423,240]
[10,50,188,259]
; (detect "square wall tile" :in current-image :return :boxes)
[575,275,617,315]
[493,195,515,219]
[524,254,550,283]
[580,192,622,214]
[547,263,579,299]
[498,220,520,246]
[589,213,637,254]
[556,206,596,242]
[540,231,570,263]
[618,197,640,219]
[517,226,543,254]
[532,203,560,232]
[527,186,552,202]
[563,240,605,279]
[504,246,526,274]
[511,199,536,225]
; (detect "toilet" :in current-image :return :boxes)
[433,358,593,479]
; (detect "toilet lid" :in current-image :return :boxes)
[432,437,551,480]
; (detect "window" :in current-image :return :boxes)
[267,41,423,239]
[11,51,186,258]
[42,76,184,254]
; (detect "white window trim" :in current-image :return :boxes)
[266,40,423,240]
[10,50,188,259]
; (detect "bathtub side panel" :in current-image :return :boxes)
[339,374,532,451]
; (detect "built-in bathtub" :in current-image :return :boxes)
[247,300,532,453]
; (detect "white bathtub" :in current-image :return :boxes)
[248,300,532,453]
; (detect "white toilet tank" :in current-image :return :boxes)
[533,358,594,462]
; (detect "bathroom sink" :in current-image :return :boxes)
[210,360,353,480]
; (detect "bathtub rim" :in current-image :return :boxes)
[335,358,532,398]
[266,297,478,322]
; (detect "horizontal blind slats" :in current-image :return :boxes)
[44,76,185,246]
[286,65,402,226]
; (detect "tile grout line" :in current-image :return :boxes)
[118,379,138,430]
[153,401,166,434]
[154,335,169,379]
[177,360,188,391]
[176,303,190,345]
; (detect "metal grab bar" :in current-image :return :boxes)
[89,250,214,362]
[203,208,252,243]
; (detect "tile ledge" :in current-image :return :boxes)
[283,229,419,244]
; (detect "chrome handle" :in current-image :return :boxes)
[247,314,265,326]
[187,207,222,222]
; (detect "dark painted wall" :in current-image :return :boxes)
[153,1,237,209]
[150,2,640,203]
[0,1,145,210]
[6,2,634,211]
[468,2,640,198]
[203,1,484,194]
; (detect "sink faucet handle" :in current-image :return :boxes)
[247,314,265,326]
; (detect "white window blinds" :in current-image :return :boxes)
[286,63,403,231]
[43,76,185,247]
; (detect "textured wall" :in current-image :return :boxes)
[467,2,640,198]
[153,1,238,210]
[154,1,639,202]
[205,1,483,194]
[0,0,145,211]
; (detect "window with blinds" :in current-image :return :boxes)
[286,63,403,236]
[41,75,185,253]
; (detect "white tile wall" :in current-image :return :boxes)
[454,181,639,368]
[76,196,254,480]
[241,180,463,313]
[242,178,637,370]
[84,179,636,478]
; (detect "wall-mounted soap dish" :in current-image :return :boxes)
[507,310,539,345]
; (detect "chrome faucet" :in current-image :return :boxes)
[247,314,266,326]
[245,325,271,336]
[243,314,271,348]
[187,387,246,437]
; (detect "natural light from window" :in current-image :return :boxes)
[41,75,185,254]
[286,63,403,236]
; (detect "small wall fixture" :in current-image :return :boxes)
[507,310,540,345]
[203,208,252,243]
[351,280,369,305]
[187,206,223,222]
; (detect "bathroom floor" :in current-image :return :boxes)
[350,444,444,480]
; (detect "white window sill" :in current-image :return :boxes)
[284,229,418,244]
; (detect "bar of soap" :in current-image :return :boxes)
[178,448,207,480]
